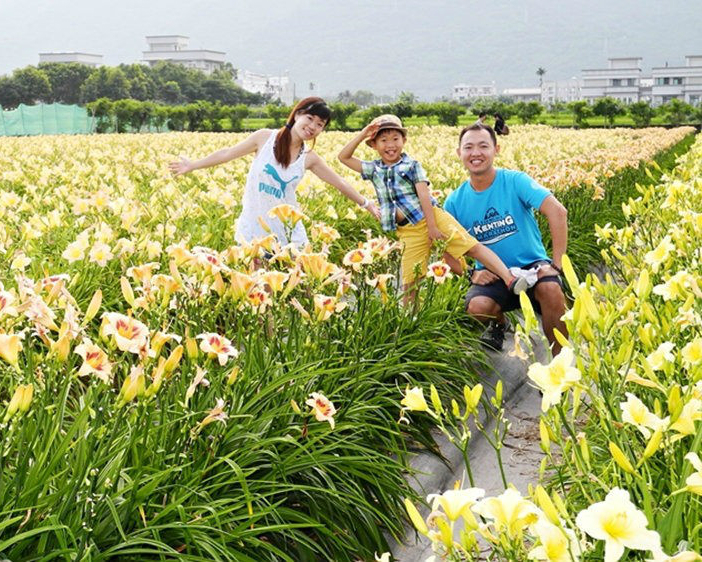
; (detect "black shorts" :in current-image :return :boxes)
[465,260,564,315]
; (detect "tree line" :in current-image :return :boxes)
[82,96,702,134]
[0,62,266,109]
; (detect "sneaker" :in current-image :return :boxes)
[480,319,510,351]
[508,276,529,295]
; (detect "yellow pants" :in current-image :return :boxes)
[396,207,477,285]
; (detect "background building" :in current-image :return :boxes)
[581,57,643,103]
[540,78,581,105]
[651,55,702,105]
[451,83,497,101]
[236,70,294,104]
[142,35,225,75]
[38,52,103,67]
[502,87,541,102]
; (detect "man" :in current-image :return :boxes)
[444,123,568,353]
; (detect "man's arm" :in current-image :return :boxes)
[539,195,568,270]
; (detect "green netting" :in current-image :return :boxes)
[0,103,95,136]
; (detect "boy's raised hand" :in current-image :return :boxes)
[169,156,193,177]
[362,122,380,141]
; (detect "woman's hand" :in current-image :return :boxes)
[169,157,194,177]
[367,202,381,220]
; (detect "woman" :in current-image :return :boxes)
[169,97,379,247]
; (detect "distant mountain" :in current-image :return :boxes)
[1,0,700,100]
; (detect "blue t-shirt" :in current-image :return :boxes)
[444,169,551,269]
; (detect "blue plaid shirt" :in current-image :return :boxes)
[361,154,436,232]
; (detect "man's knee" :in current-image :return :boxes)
[467,295,501,317]
[534,281,565,308]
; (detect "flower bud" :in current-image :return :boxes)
[609,442,635,474]
[83,289,102,325]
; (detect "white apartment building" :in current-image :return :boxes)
[142,35,226,75]
[236,70,294,104]
[651,56,702,106]
[502,87,541,102]
[452,83,497,101]
[38,52,103,67]
[541,78,581,105]
[581,57,643,103]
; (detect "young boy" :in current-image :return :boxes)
[338,114,526,303]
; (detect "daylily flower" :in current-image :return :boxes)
[682,452,702,495]
[681,338,702,366]
[305,392,337,429]
[342,247,373,272]
[426,261,452,284]
[0,290,18,317]
[620,392,668,438]
[62,239,88,262]
[427,487,485,522]
[101,312,150,355]
[229,271,256,301]
[88,242,114,267]
[473,487,542,539]
[528,518,582,562]
[401,386,429,412]
[366,273,395,303]
[268,203,307,226]
[195,398,228,432]
[0,333,22,368]
[150,331,182,357]
[75,339,113,383]
[23,295,60,331]
[185,366,210,404]
[643,236,675,273]
[645,342,676,371]
[310,223,340,245]
[312,294,347,322]
[127,262,161,285]
[575,487,663,562]
[527,347,582,411]
[259,270,288,294]
[297,253,339,283]
[196,332,238,366]
[669,398,702,436]
[247,285,272,313]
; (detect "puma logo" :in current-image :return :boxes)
[263,164,298,196]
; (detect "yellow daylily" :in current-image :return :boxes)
[575,488,663,562]
[527,347,581,411]
[427,487,485,522]
[401,386,429,413]
[472,487,541,539]
[0,333,23,369]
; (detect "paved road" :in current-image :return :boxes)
[389,331,546,561]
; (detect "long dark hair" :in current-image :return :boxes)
[274,97,331,168]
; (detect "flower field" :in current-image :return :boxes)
[0,125,698,560]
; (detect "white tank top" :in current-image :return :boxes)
[235,131,308,247]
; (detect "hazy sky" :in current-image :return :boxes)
[2,0,701,99]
